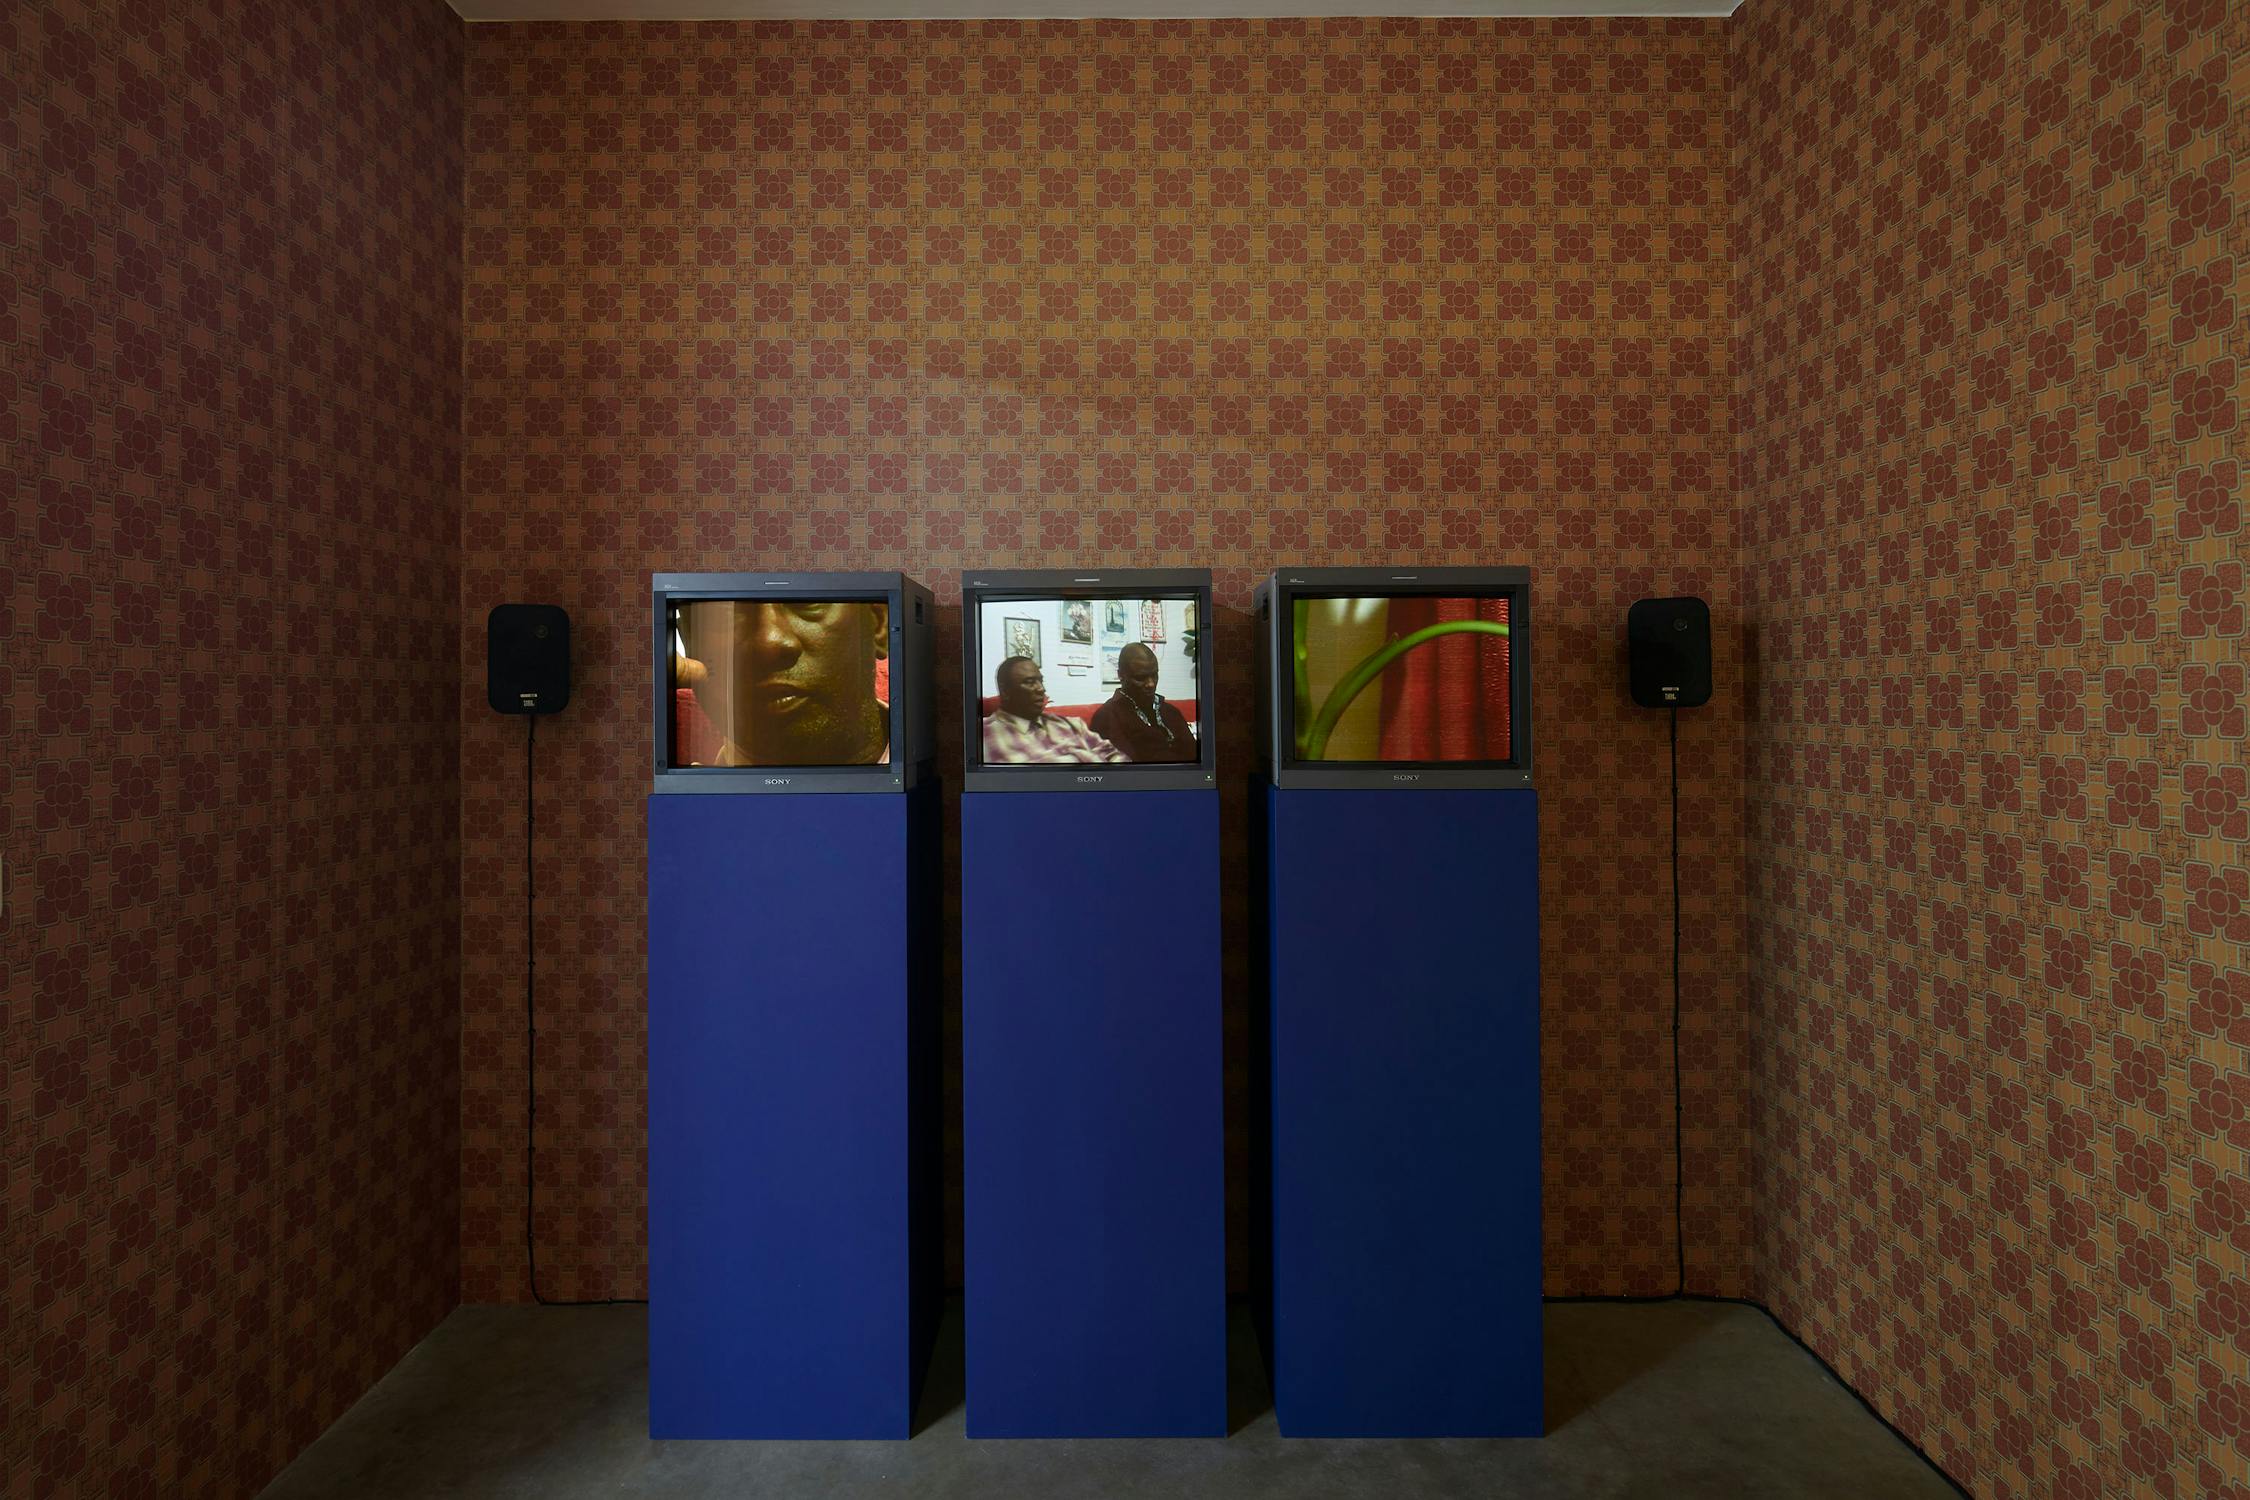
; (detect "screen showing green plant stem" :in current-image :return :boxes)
[1293,596,1513,763]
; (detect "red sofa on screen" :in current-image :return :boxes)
[978,696,1199,727]
[674,689,1199,765]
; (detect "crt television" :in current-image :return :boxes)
[651,571,934,793]
[961,568,1217,792]
[1254,566,1532,789]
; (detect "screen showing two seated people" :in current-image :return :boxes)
[1294,595,1513,764]
[670,599,891,767]
[978,597,1201,765]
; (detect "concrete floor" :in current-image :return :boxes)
[260,1299,1956,1499]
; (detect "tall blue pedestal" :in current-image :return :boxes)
[962,790,1225,1437]
[648,784,940,1438]
[1256,785,1542,1437]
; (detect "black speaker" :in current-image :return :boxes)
[488,603,571,715]
[1628,597,1711,708]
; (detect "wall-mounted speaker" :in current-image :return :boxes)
[488,603,571,715]
[1627,597,1711,709]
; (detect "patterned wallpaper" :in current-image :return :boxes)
[4,2,462,1496]
[1733,1,2245,1496]
[15,1,2235,1492]
[460,17,1749,1302]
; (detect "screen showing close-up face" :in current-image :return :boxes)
[1293,595,1513,764]
[976,596,1201,766]
[669,599,891,767]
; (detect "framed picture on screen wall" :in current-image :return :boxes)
[1062,599,1093,643]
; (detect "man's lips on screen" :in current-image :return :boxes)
[751,681,815,713]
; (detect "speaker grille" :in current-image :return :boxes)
[489,603,571,715]
[1627,597,1711,708]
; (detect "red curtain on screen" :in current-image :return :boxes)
[673,688,722,765]
[1375,597,1512,761]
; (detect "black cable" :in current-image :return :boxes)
[525,712,644,1308]
[1542,719,1968,1498]
[1589,707,1686,1293]
[526,712,544,1300]
[1670,706,1684,1295]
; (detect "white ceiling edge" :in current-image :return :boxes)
[452,1,1741,22]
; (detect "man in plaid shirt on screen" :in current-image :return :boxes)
[982,655,1127,764]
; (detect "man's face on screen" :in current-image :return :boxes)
[1119,645,1160,710]
[727,601,886,764]
[997,657,1047,720]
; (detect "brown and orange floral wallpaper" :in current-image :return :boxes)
[1734,0,2245,1495]
[5,1,463,1496]
[14,2,2242,1495]
[458,16,1749,1305]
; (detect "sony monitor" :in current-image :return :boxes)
[1255,567,1532,789]
[651,571,934,793]
[961,568,1217,792]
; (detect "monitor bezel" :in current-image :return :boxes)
[652,570,920,794]
[1263,566,1534,790]
[960,567,1218,793]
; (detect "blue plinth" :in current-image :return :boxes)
[648,785,939,1438]
[1260,785,1543,1437]
[962,790,1226,1437]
